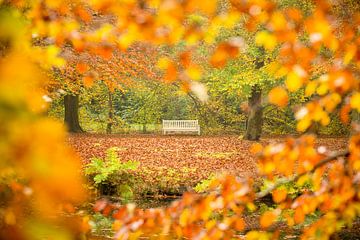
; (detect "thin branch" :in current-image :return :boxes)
[255,150,349,199]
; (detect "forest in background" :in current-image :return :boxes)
[47,0,350,137]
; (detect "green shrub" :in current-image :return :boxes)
[193,174,216,193]
[85,147,139,199]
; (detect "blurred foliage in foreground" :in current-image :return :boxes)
[1,0,360,239]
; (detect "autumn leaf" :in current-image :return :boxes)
[250,143,263,155]
[286,72,302,92]
[350,93,360,112]
[76,62,89,74]
[305,81,318,97]
[210,39,242,68]
[260,211,277,228]
[272,189,287,203]
[340,104,351,124]
[294,208,305,224]
[164,61,177,83]
[234,218,245,231]
[270,11,287,31]
[180,51,191,68]
[255,31,277,50]
[268,87,288,107]
[83,75,94,87]
[75,6,92,22]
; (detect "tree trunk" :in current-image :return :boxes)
[64,95,83,133]
[244,85,263,141]
[106,91,113,134]
[142,123,147,133]
[244,51,265,141]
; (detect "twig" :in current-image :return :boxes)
[255,150,349,199]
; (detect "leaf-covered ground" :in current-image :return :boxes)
[69,134,347,195]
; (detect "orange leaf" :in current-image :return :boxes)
[72,38,85,52]
[250,143,263,154]
[75,6,92,22]
[294,207,305,224]
[234,218,245,231]
[260,211,277,228]
[76,62,89,74]
[83,75,94,87]
[164,62,177,83]
[210,41,240,68]
[269,87,288,107]
[340,104,351,124]
[94,45,113,60]
[272,189,287,203]
[180,51,191,68]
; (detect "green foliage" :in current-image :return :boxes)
[85,147,139,185]
[260,177,314,200]
[90,213,113,237]
[85,147,139,199]
[194,174,216,193]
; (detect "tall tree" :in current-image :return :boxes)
[244,55,265,140]
[64,94,83,132]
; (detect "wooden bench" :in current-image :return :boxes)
[162,120,200,135]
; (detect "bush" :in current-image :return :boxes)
[85,147,139,199]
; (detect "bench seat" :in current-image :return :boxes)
[162,120,200,135]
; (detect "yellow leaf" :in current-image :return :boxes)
[316,83,328,96]
[263,162,275,174]
[320,114,330,126]
[270,11,287,31]
[157,57,171,70]
[205,219,216,230]
[305,81,318,96]
[344,44,357,65]
[297,117,311,132]
[255,31,277,50]
[129,231,143,240]
[186,65,202,80]
[179,208,190,227]
[246,202,257,212]
[350,93,360,112]
[285,71,302,92]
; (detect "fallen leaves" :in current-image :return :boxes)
[69,135,347,194]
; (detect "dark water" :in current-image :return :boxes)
[103,195,179,208]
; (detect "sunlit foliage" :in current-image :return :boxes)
[1,0,360,239]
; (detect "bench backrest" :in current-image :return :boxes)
[162,120,199,129]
